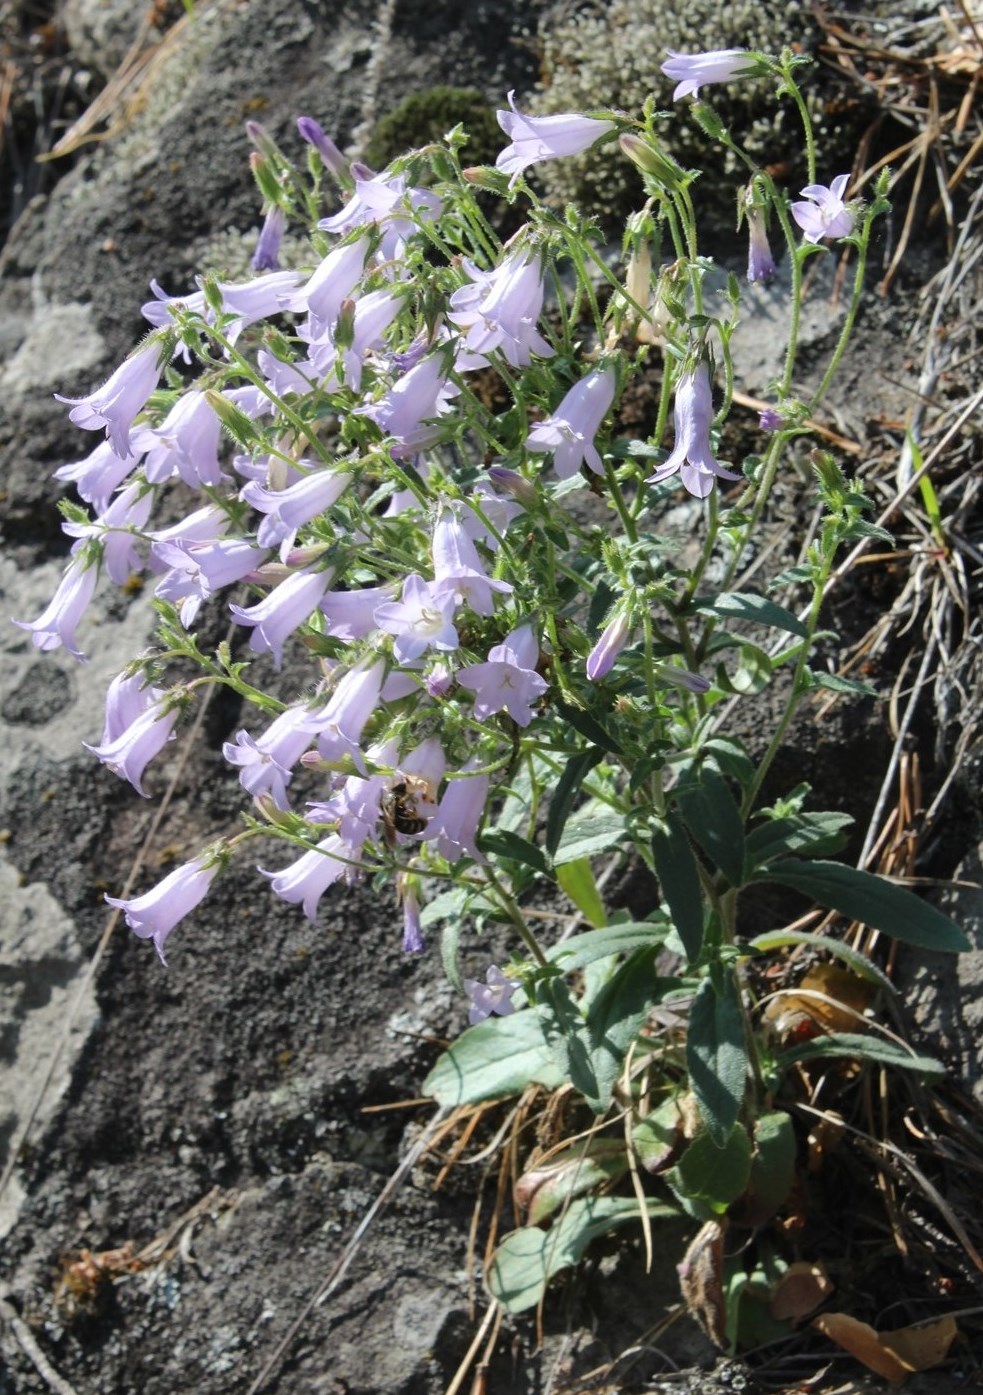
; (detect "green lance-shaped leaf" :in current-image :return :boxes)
[548,919,670,972]
[478,828,551,876]
[423,1011,565,1107]
[487,1196,677,1313]
[555,858,607,927]
[774,1031,945,1077]
[687,975,748,1145]
[546,748,605,855]
[651,813,705,962]
[675,766,747,887]
[753,858,970,952]
[695,589,808,638]
[747,929,895,993]
[745,811,854,869]
[553,806,627,866]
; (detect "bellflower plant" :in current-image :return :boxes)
[20,46,970,1353]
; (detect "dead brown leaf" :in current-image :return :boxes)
[770,1261,834,1321]
[880,1315,959,1372]
[814,1310,960,1382]
[678,1219,727,1348]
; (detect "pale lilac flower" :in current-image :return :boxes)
[261,834,358,920]
[309,735,399,845]
[361,352,458,457]
[154,538,268,628]
[252,205,286,272]
[107,856,219,963]
[495,91,615,186]
[374,573,459,662]
[463,966,516,1025]
[96,670,163,747]
[458,623,548,726]
[466,483,523,544]
[425,661,454,698]
[13,552,98,661]
[215,269,303,344]
[62,481,153,585]
[586,611,631,681]
[302,657,386,766]
[320,583,395,640]
[258,347,318,398]
[401,736,446,793]
[400,881,425,954]
[525,364,616,479]
[83,694,179,795]
[55,341,165,459]
[223,704,315,808]
[426,757,489,862]
[661,49,756,100]
[319,165,441,259]
[646,362,740,499]
[142,279,207,330]
[229,568,332,668]
[431,506,513,617]
[790,175,854,243]
[53,439,138,515]
[241,469,350,557]
[296,116,347,177]
[134,389,224,487]
[758,407,784,432]
[339,288,404,389]
[746,206,776,283]
[282,235,369,333]
[448,247,554,368]
[147,504,231,561]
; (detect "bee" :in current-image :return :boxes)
[380,775,435,847]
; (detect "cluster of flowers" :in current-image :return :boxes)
[14,48,856,1004]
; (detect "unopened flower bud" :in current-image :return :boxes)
[296,116,347,179]
[488,466,537,508]
[619,133,683,189]
[586,611,631,681]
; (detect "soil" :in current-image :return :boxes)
[1,3,981,1394]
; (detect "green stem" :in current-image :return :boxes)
[740,561,828,817]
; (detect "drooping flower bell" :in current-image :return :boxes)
[525,364,616,479]
[646,360,740,499]
[107,856,221,963]
[494,91,615,186]
[661,49,757,100]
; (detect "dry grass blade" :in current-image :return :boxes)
[42,1,219,160]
